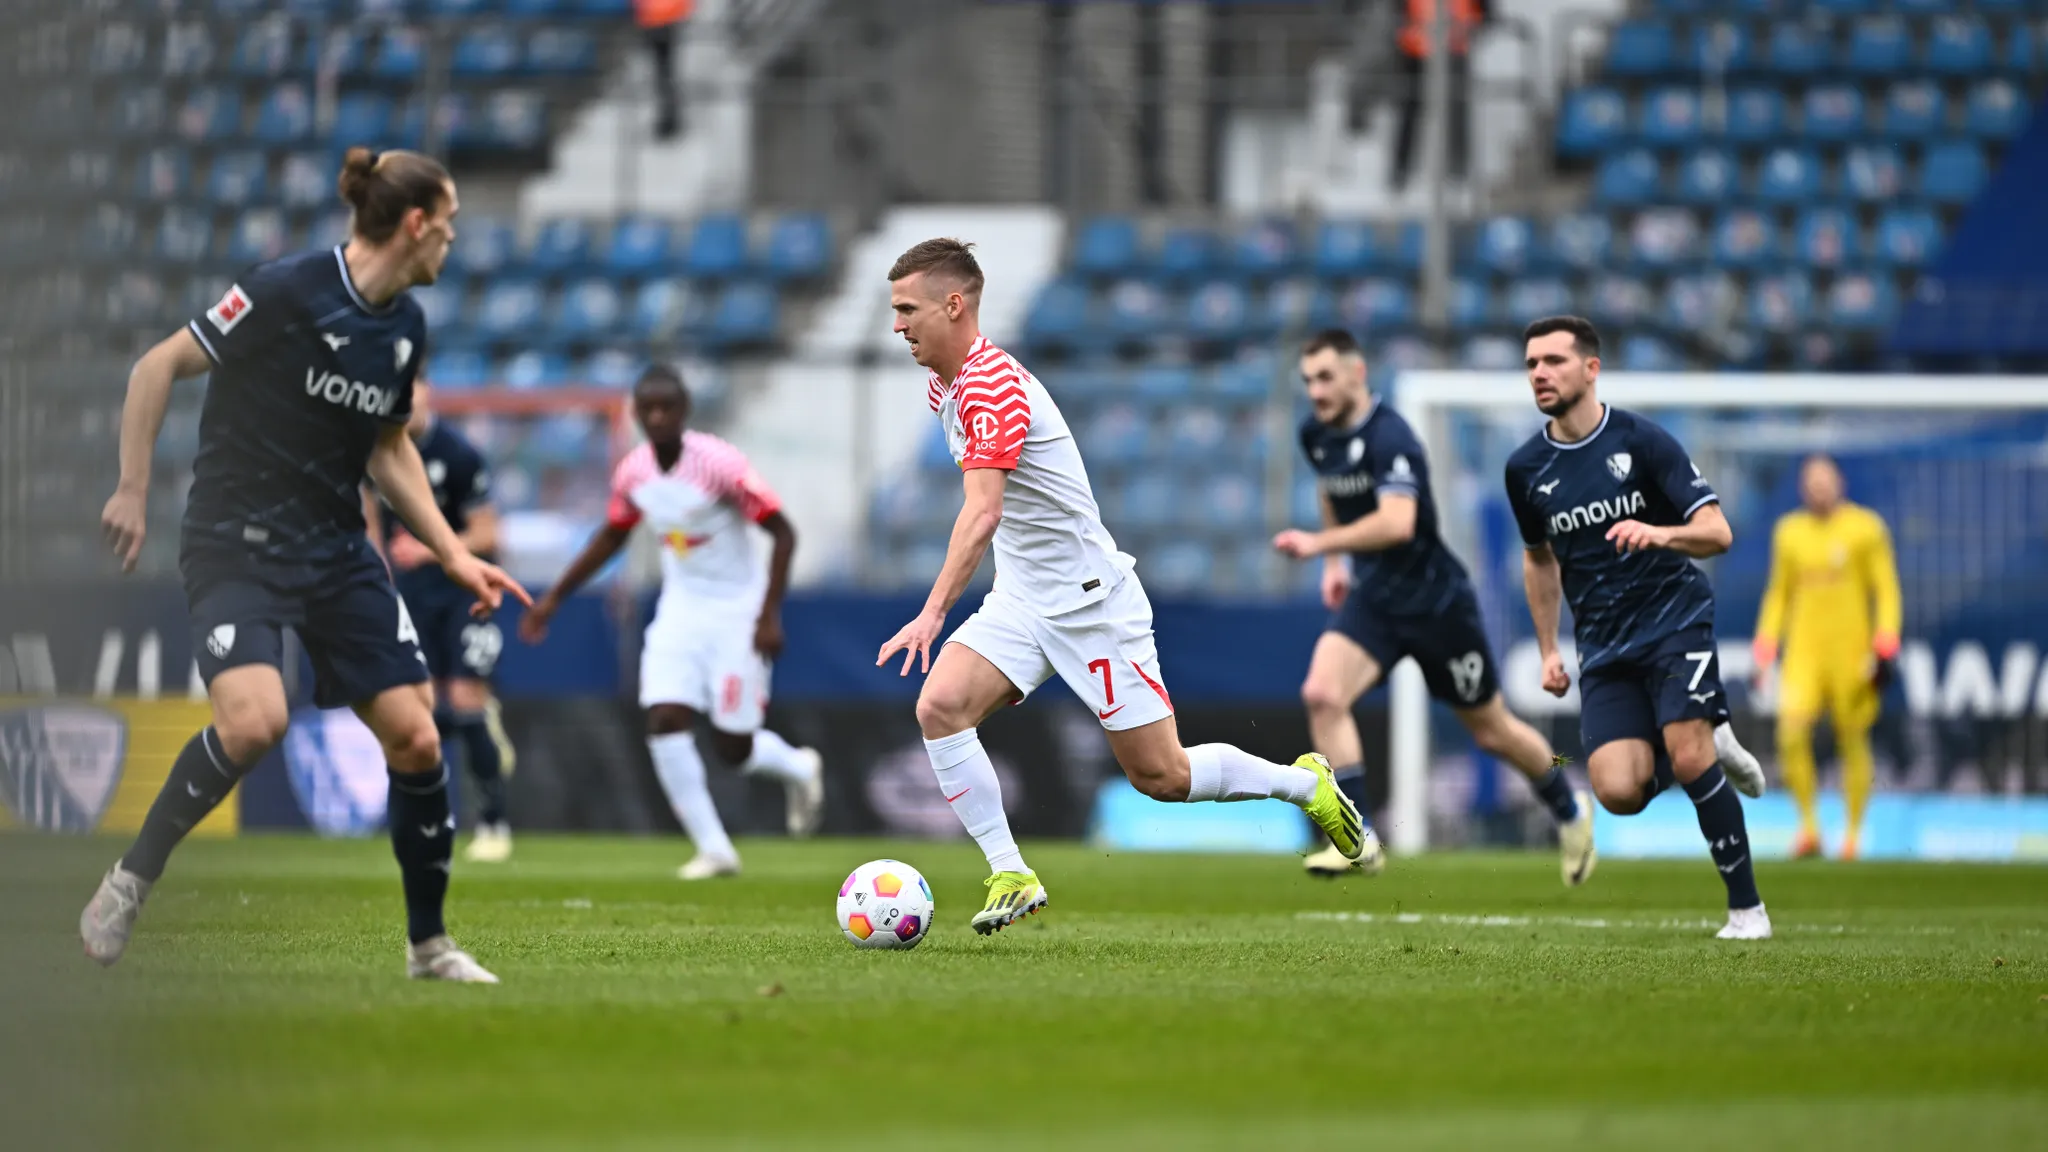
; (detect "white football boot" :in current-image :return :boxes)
[784,747,826,839]
[463,823,513,864]
[407,935,499,983]
[677,853,742,881]
[1559,789,1598,887]
[1716,904,1773,941]
[80,864,153,967]
[1304,827,1387,877]
[1714,723,1767,799]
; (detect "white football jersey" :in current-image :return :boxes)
[927,337,1133,617]
[607,431,781,606]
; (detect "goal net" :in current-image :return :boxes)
[1385,372,2048,854]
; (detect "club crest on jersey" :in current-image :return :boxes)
[1347,437,1365,465]
[0,704,127,833]
[663,530,712,555]
[1606,452,1633,482]
[206,284,252,335]
[206,624,236,659]
[395,338,414,372]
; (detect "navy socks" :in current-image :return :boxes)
[122,727,243,882]
[440,709,508,827]
[1685,765,1761,909]
[1531,765,1580,823]
[387,767,454,944]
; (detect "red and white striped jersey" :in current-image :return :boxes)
[607,430,782,605]
[927,336,1133,616]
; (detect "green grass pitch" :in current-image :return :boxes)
[4,834,2044,1150]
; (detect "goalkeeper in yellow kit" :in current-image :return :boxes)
[1752,455,1902,860]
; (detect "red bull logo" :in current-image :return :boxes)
[663,531,713,555]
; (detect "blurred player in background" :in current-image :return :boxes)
[1753,454,1902,861]
[1274,329,1595,885]
[87,149,524,982]
[877,239,1367,936]
[365,373,517,864]
[1506,316,1773,940]
[520,365,823,879]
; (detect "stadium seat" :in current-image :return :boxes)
[1875,206,1943,267]
[1881,81,1947,141]
[372,26,427,82]
[1749,271,1814,333]
[450,217,517,278]
[525,28,599,75]
[1458,335,1522,371]
[1588,274,1655,326]
[1841,144,1905,203]
[1661,273,1736,334]
[1813,0,1874,17]
[1133,365,1198,404]
[1155,226,1221,283]
[1023,279,1090,351]
[1144,541,1213,595]
[207,152,268,208]
[54,149,114,204]
[232,21,294,79]
[1924,17,1993,76]
[253,85,315,145]
[1688,20,1753,74]
[1675,148,1737,205]
[1890,0,1947,13]
[1473,216,1537,274]
[1548,212,1614,271]
[332,93,394,147]
[134,148,189,204]
[103,271,167,330]
[552,279,623,344]
[429,350,492,391]
[1765,23,1828,78]
[1712,209,1778,269]
[1201,473,1261,535]
[1556,87,1626,158]
[1843,17,1911,77]
[308,210,352,249]
[1593,148,1662,206]
[1794,207,1861,270]
[273,152,326,212]
[452,26,521,77]
[1723,87,1787,145]
[1312,220,1376,278]
[706,283,780,348]
[527,218,594,277]
[501,351,573,390]
[176,88,242,144]
[1965,79,2027,140]
[1616,334,1682,371]
[466,90,546,149]
[1209,357,1277,403]
[630,279,701,342]
[1073,216,1142,279]
[1826,273,1896,330]
[1164,407,1228,462]
[226,208,289,265]
[1604,21,1675,77]
[105,88,162,142]
[304,26,366,77]
[2001,23,2035,74]
[1919,142,1989,203]
[682,214,748,279]
[155,207,212,264]
[1339,279,1415,329]
[1504,277,1574,322]
[1234,219,1299,279]
[1185,281,1250,344]
[1079,404,1151,470]
[1386,221,1426,271]
[762,213,831,281]
[1802,84,1865,143]
[572,0,634,18]
[90,22,149,77]
[1626,208,1700,270]
[476,280,548,342]
[427,0,496,16]
[604,217,674,277]
[412,281,465,333]
[581,349,644,389]
[161,24,217,78]
[1257,280,1313,338]
[1447,277,1491,330]
[1639,87,1702,148]
[1754,146,1821,204]
[505,0,570,15]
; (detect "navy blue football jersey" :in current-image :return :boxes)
[1504,405,1720,672]
[379,420,492,554]
[1299,399,1471,616]
[182,247,427,564]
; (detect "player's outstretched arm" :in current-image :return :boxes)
[1606,501,1732,558]
[102,329,213,571]
[367,425,530,614]
[1523,545,1572,697]
[518,522,631,643]
[1752,516,1794,673]
[753,510,798,659]
[877,468,1005,677]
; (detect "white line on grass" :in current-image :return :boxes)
[1296,911,1960,936]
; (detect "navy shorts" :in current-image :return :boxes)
[183,539,428,709]
[1330,584,1500,708]
[1578,625,1730,755]
[396,571,501,683]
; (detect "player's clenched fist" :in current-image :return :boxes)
[102,487,148,572]
[1541,649,1572,698]
[1605,519,1670,553]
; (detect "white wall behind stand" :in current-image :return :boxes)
[1220,0,1628,218]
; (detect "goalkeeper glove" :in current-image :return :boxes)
[1871,633,1900,691]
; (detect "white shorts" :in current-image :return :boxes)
[639,605,770,733]
[948,574,1173,732]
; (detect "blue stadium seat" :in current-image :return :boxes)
[426,0,495,15]
[571,0,633,17]
[762,213,831,280]
[1164,407,1228,461]
[1144,541,1214,595]
[155,207,212,264]
[630,279,702,342]
[161,23,217,78]
[1504,277,1574,322]
[1802,84,1865,143]
[1387,221,1425,271]
[1754,146,1821,204]
[1723,87,1786,145]
[373,26,426,82]
[274,152,325,211]
[552,279,623,343]
[525,218,593,277]
[103,271,167,330]
[1107,279,1171,342]
[1556,87,1626,157]
[1616,335,1683,372]
[1458,335,1522,371]
[452,26,521,77]
[477,281,548,342]
[1925,17,1993,76]
[1712,209,1778,268]
[1588,274,1655,326]
[304,26,366,77]
[56,149,115,203]
[105,88,162,142]
[1639,87,1702,148]
[1234,219,1299,279]
[1155,226,1220,282]
[1473,216,1537,274]
[387,98,429,149]
[207,151,268,207]
[253,86,314,145]
[90,22,149,77]
[1133,365,1198,404]
[231,21,294,79]
[177,88,242,144]
[1079,404,1151,470]
[1201,474,1261,535]
[1918,141,1988,203]
[1812,0,1874,17]
[429,350,492,392]
[1593,148,1662,205]
[2002,23,2035,73]
[308,210,352,249]
[1675,148,1737,205]
[1257,280,1313,337]
[1447,277,1491,330]
[683,214,748,278]
[1074,216,1142,279]
[581,349,643,389]
[1312,220,1376,278]
[1661,273,1735,333]
[134,148,189,204]
[1548,212,1614,271]
[1338,279,1415,328]
[1875,206,1942,268]
[1023,279,1090,351]
[412,281,465,333]
[707,283,780,347]
[332,92,394,146]
[1605,20,1675,77]
[1843,16,1911,77]
[1749,271,1814,333]
[1210,357,1277,403]
[505,0,570,15]
[1626,208,1700,270]
[603,217,673,277]
[501,351,573,390]
[1881,81,1947,141]
[450,217,517,278]
[1841,144,1905,203]
[525,28,598,75]
[1965,79,2027,140]
[225,208,289,265]
[1689,20,1753,73]
[1185,281,1250,344]
[466,91,546,149]
[1891,0,1947,13]
[1826,273,1897,330]
[1794,206,1862,269]
[1765,23,1828,78]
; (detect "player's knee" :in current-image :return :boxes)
[1122,753,1190,802]
[710,730,753,766]
[1592,778,1645,816]
[646,705,694,737]
[386,719,443,774]
[214,697,289,764]
[1300,676,1352,720]
[913,690,973,740]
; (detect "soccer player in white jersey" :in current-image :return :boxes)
[874,238,1368,935]
[521,366,824,878]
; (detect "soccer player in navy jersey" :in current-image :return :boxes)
[365,374,517,864]
[1504,316,1771,940]
[84,149,528,980]
[1274,330,1595,884]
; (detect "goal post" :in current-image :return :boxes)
[1386,371,2048,855]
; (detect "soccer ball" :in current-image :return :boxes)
[836,859,933,950]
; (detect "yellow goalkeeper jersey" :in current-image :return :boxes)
[1756,501,1903,663]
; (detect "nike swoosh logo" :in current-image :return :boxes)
[1098,705,1126,720]
[1718,854,1749,874]
[944,788,971,803]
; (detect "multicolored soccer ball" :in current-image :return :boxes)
[835,859,933,950]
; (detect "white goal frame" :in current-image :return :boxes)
[1386,371,2048,854]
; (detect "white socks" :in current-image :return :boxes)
[1184,743,1318,806]
[740,727,810,784]
[648,732,736,861]
[923,729,1028,874]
